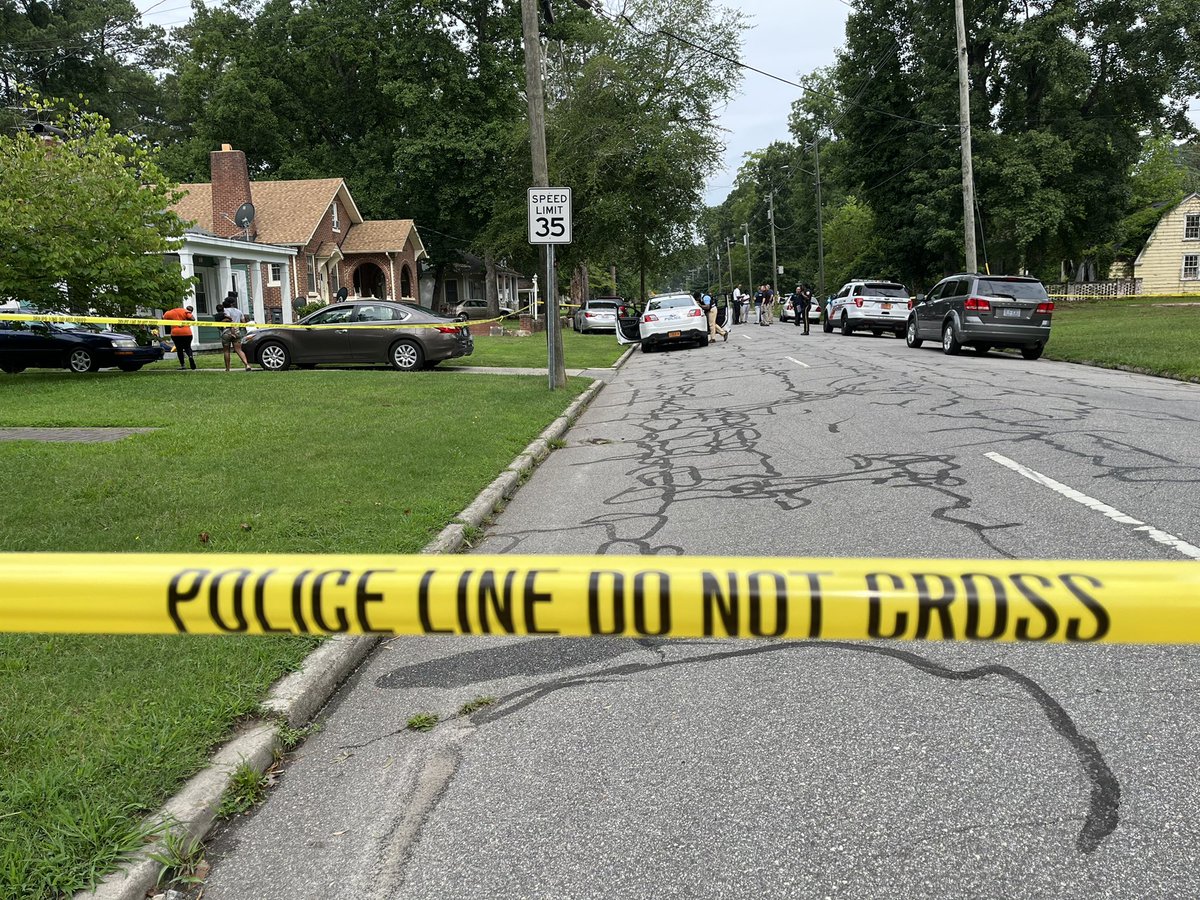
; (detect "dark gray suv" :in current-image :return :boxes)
[905,274,1053,359]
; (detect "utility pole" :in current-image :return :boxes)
[768,190,779,291]
[813,140,826,300]
[520,0,566,389]
[724,237,736,292]
[954,0,978,274]
[742,223,752,291]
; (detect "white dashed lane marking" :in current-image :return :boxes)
[785,356,810,368]
[985,451,1200,560]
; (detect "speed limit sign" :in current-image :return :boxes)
[528,187,573,245]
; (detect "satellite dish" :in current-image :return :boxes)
[234,202,256,228]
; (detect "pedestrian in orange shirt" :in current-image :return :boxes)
[162,304,196,369]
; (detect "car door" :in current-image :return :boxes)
[295,305,354,362]
[615,301,642,345]
[915,281,944,338]
[349,304,409,362]
[939,278,969,332]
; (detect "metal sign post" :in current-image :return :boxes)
[528,188,573,390]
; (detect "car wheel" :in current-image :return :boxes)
[0,364,25,374]
[905,318,923,348]
[840,313,853,336]
[822,315,833,334]
[1021,343,1044,360]
[941,322,962,355]
[456,313,468,322]
[258,341,291,371]
[116,363,143,372]
[972,344,992,356]
[389,340,424,371]
[68,348,98,373]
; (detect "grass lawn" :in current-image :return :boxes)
[1044,298,1200,381]
[142,327,626,372]
[444,326,626,369]
[0,370,586,899]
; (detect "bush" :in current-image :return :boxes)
[294,301,325,319]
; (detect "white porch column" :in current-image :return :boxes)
[389,254,397,300]
[179,250,197,306]
[250,261,265,323]
[280,261,293,324]
[217,256,234,304]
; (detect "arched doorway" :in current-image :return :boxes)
[400,265,413,300]
[353,263,386,299]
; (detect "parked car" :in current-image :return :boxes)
[615,292,709,352]
[905,274,1053,359]
[825,280,911,337]
[780,294,821,323]
[572,297,622,333]
[454,299,514,320]
[242,300,472,371]
[0,317,163,373]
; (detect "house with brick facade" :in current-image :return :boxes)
[171,145,426,323]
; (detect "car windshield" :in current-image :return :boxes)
[647,296,695,311]
[588,301,616,310]
[863,284,909,298]
[977,279,1048,300]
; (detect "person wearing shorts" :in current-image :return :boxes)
[220,296,252,372]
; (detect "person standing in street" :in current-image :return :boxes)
[220,295,252,372]
[732,283,744,325]
[757,283,775,326]
[162,303,197,369]
[697,290,728,343]
[791,285,811,335]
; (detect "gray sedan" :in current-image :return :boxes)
[243,301,473,371]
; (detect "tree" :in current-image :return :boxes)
[0,0,168,136]
[0,90,191,314]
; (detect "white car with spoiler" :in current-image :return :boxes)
[615,293,709,352]
[824,280,911,337]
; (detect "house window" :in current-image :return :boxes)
[330,264,340,295]
[268,263,281,286]
[1183,254,1200,281]
[1185,213,1200,241]
[307,254,317,295]
[331,203,340,232]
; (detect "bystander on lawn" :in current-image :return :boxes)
[0,370,585,899]
[1045,298,1200,381]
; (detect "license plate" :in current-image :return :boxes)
[1001,308,1022,318]
[668,331,681,338]
[881,303,892,310]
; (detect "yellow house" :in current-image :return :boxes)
[1133,192,1200,295]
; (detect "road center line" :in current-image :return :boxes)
[985,451,1200,560]
[785,356,810,368]
[741,334,753,341]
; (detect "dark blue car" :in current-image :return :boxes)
[0,318,164,374]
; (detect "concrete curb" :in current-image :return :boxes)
[1053,357,1200,385]
[76,373,612,900]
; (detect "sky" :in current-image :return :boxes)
[704,0,851,206]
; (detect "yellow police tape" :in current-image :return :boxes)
[2,553,1198,642]
[0,312,504,331]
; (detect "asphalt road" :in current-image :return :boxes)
[201,320,1200,899]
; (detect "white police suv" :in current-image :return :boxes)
[824,280,911,337]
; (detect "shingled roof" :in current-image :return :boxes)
[339,220,416,254]
[173,178,361,246]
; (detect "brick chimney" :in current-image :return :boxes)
[210,144,257,240]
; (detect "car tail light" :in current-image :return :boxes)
[907,299,914,310]
[854,298,863,307]
[688,309,704,317]
[643,314,658,322]
[964,297,991,312]
[1036,302,1054,313]
[435,326,460,333]
[584,312,594,318]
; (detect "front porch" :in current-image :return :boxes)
[167,232,298,350]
